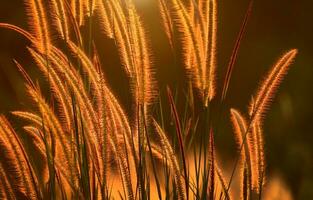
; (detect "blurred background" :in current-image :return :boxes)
[0,0,312,199]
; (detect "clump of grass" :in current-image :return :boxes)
[0,0,297,199]
[158,0,217,106]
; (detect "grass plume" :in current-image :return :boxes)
[0,0,298,199]
[24,0,51,52]
[249,49,298,125]
[159,0,217,106]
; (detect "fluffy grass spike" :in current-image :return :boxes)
[249,49,298,125]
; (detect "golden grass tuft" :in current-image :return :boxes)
[24,0,51,52]
[152,118,185,199]
[0,0,297,199]
[249,49,298,125]
[50,0,69,40]
[159,0,217,106]
[0,116,39,199]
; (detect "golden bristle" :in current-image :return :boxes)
[105,86,137,157]
[0,23,35,43]
[152,118,185,200]
[83,0,96,17]
[0,116,39,199]
[106,105,135,200]
[230,109,249,159]
[215,164,232,200]
[110,9,132,74]
[0,0,299,198]
[12,111,42,125]
[67,41,103,98]
[28,48,73,132]
[67,41,138,174]
[127,3,156,106]
[26,85,83,190]
[206,0,217,103]
[21,122,78,192]
[0,162,16,199]
[249,49,298,124]
[22,126,49,182]
[231,107,267,195]
[96,0,114,38]
[50,0,69,39]
[49,47,99,134]
[97,0,156,108]
[160,0,217,106]
[26,86,71,160]
[157,0,174,49]
[71,0,84,26]
[252,120,265,192]
[230,108,254,199]
[22,125,79,193]
[24,0,51,52]
[47,47,105,180]
[49,43,137,188]
[104,89,138,177]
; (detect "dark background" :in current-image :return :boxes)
[0,0,312,199]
